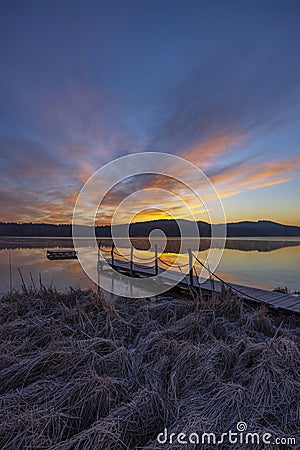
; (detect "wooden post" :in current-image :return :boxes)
[188,248,194,287]
[130,245,134,276]
[155,244,158,276]
[111,242,115,269]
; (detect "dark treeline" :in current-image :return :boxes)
[0,222,73,237]
[0,219,300,238]
[0,220,211,238]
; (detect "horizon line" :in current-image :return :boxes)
[1,219,299,228]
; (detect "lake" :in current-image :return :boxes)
[0,237,299,294]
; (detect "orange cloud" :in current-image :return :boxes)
[183,132,245,169]
[214,156,300,194]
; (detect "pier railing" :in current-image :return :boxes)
[98,241,262,303]
[98,241,206,289]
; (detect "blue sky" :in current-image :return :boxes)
[0,0,300,224]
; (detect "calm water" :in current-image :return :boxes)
[0,237,299,294]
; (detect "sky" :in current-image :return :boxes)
[0,0,300,226]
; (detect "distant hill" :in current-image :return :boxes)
[0,219,299,237]
[225,220,300,237]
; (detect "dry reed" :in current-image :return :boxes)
[0,286,299,449]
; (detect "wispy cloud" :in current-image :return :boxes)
[148,51,300,155]
[210,156,300,196]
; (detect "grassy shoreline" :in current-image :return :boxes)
[0,287,299,449]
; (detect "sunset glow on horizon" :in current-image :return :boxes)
[0,1,299,227]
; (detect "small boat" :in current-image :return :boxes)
[46,249,77,260]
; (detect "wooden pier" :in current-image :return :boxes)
[98,243,300,314]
